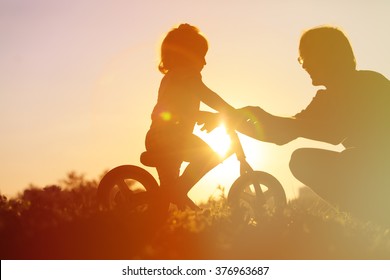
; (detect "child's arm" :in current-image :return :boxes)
[198,83,235,114]
[196,83,236,132]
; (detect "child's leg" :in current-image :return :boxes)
[156,162,180,189]
[176,135,231,195]
[154,161,182,210]
[157,159,202,209]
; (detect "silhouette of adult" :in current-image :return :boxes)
[235,26,390,224]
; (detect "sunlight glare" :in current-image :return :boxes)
[192,124,269,203]
[195,124,231,157]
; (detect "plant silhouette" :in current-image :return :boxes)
[1,176,390,259]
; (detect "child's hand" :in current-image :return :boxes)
[197,111,221,132]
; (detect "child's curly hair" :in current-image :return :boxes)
[159,24,208,74]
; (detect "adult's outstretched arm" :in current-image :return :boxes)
[235,106,344,145]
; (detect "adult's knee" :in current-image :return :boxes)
[289,148,308,181]
[290,148,344,203]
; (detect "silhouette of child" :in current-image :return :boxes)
[142,24,235,209]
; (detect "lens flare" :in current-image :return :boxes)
[160,111,172,121]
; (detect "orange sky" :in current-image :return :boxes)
[1,1,390,202]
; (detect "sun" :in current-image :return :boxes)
[194,124,231,157]
[192,123,269,203]
[194,122,268,166]
[194,123,266,162]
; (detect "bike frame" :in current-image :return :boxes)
[226,127,265,201]
[226,127,254,175]
[98,120,284,212]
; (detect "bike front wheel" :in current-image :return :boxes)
[97,165,166,214]
[228,171,287,225]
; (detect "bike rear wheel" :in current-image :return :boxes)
[97,165,168,214]
[228,171,286,225]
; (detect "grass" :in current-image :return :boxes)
[1,171,390,259]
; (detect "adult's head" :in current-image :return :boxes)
[298,26,356,87]
[159,23,208,74]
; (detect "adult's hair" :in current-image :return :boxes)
[299,26,356,71]
[159,24,208,74]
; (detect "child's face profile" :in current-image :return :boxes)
[190,55,206,72]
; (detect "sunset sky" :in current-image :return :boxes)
[1,0,390,202]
